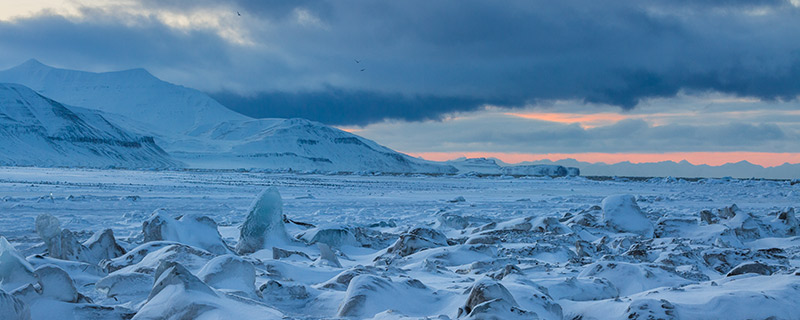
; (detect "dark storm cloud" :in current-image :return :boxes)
[0,13,232,74]
[210,88,517,126]
[1,0,799,125]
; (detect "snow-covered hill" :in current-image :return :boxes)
[0,60,455,173]
[0,83,179,168]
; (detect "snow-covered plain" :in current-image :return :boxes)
[0,167,798,319]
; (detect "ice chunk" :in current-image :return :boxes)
[33,265,79,302]
[34,214,61,252]
[83,229,126,262]
[142,210,231,255]
[34,214,94,263]
[726,261,772,277]
[601,194,654,237]
[383,227,448,258]
[259,280,309,301]
[297,226,356,248]
[34,214,96,263]
[457,278,534,319]
[60,230,93,262]
[0,237,37,292]
[772,207,799,236]
[197,255,257,296]
[314,243,342,268]
[438,212,468,229]
[236,187,290,254]
[0,289,30,320]
[272,247,311,260]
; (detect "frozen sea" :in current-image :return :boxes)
[0,167,798,319]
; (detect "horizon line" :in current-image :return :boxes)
[406,151,800,168]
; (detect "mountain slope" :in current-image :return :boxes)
[178,118,455,173]
[0,59,248,134]
[0,83,180,168]
[0,60,454,173]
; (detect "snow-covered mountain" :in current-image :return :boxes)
[0,83,179,168]
[0,60,455,173]
[0,59,247,134]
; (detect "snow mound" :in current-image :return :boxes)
[142,210,231,255]
[197,255,257,297]
[33,265,79,302]
[134,261,284,319]
[236,187,290,254]
[578,261,692,296]
[337,275,440,318]
[539,277,619,301]
[601,194,654,237]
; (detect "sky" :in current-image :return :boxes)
[0,0,799,167]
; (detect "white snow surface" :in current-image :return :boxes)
[0,167,798,319]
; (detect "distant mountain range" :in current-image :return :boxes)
[500,158,799,179]
[0,59,454,173]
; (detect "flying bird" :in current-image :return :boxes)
[237,11,241,16]
[354,59,361,63]
[360,68,366,72]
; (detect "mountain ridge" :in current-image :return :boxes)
[0,60,456,173]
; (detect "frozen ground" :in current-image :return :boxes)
[0,166,798,319]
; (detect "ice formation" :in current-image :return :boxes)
[601,194,654,237]
[236,187,290,254]
[142,210,231,255]
[0,168,798,319]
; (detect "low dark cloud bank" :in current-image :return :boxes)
[1,0,799,125]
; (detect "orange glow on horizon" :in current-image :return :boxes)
[505,110,800,128]
[407,152,800,168]
[504,112,633,128]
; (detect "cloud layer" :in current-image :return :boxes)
[1,0,799,125]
